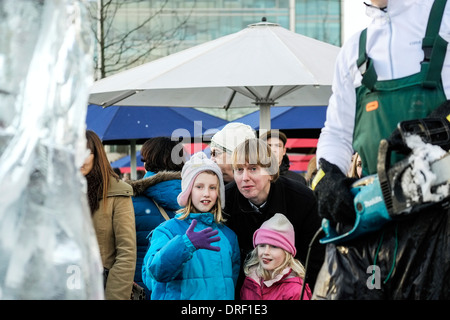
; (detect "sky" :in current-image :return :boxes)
[342,0,373,43]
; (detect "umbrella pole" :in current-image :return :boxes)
[259,103,272,135]
[130,139,137,180]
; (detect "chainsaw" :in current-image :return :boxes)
[320,117,450,245]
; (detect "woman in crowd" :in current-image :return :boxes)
[81,130,136,300]
[224,138,324,294]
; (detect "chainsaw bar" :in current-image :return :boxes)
[320,116,450,245]
[394,147,450,214]
[431,152,450,186]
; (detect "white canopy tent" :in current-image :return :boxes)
[89,19,340,131]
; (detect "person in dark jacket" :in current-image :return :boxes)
[224,138,324,296]
[126,137,184,299]
[260,130,307,185]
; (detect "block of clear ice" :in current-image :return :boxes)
[0,0,104,299]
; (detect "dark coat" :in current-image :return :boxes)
[224,176,324,292]
[279,154,307,185]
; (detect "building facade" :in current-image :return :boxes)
[91,0,341,78]
[90,0,342,157]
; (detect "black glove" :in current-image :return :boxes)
[313,158,357,225]
[387,127,412,154]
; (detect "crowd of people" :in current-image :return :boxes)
[84,128,319,300]
[81,0,450,300]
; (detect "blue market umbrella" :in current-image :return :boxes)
[110,151,144,169]
[204,106,327,138]
[110,143,208,173]
[86,104,228,179]
[86,104,228,144]
[231,106,327,130]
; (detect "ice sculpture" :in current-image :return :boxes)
[0,0,104,299]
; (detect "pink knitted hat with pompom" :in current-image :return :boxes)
[253,213,296,256]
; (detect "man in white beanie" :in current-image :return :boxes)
[210,122,256,184]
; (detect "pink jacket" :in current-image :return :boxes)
[240,267,312,300]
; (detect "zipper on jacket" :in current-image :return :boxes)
[387,11,394,78]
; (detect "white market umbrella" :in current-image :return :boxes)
[88,19,340,131]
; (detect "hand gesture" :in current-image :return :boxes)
[186,219,221,252]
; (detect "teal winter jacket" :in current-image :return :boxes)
[127,170,182,297]
[142,212,240,300]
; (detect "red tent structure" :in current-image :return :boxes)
[288,154,315,172]
[285,138,317,172]
[285,138,318,149]
[112,143,209,174]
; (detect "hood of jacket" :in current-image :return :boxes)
[128,170,182,211]
[128,170,181,196]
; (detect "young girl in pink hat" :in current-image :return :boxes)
[240,213,312,300]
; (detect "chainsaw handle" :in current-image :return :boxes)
[399,117,450,147]
[377,139,394,215]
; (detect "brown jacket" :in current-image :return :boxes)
[91,177,136,300]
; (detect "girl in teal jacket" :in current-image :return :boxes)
[142,152,240,300]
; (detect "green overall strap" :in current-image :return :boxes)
[357,0,448,90]
[357,28,377,91]
[422,0,448,88]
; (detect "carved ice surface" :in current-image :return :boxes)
[402,134,448,204]
[0,0,104,299]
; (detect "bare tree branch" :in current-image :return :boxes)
[87,0,196,79]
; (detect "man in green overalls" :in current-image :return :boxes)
[312,0,450,299]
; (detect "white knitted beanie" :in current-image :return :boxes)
[177,152,225,208]
[210,122,256,154]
